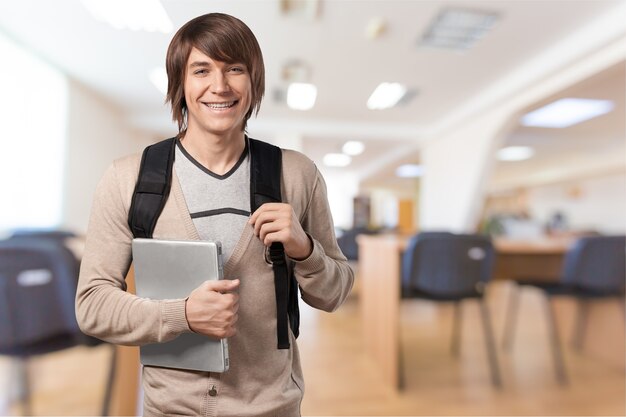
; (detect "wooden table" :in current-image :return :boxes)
[356,234,572,391]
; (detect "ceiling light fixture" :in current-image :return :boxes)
[149,67,168,95]
[497,146,535,161]
[342,141,365,156]
[323,153,351,168]
[419,8,499,51]
[396,164,424,178]
[287,82,317,111]
[520,98,615,128]
[367,82,407,110]
[81,0,173,33]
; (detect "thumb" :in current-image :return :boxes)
[206,279,240,292]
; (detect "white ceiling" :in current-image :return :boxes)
[505,62,625,154]
[0,0,624,183]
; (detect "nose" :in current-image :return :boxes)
[210,71,230,94]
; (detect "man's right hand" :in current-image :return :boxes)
[185,279,240,339]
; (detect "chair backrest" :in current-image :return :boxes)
[562,235,626,292]
[10,229,76,241]
[0,237,83,353]
[402,233,495,297]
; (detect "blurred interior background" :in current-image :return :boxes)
[0,0,624,416]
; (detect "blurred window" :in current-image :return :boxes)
[0,32,68,232]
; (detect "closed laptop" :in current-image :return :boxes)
[132,238,229,373]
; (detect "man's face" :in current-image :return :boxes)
[183,47,252,138]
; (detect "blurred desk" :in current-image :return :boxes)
[493,237,572,282]
[356,234,572,391]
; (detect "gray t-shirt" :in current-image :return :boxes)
[174,139,250,262]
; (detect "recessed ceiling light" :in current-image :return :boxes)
[520,98,614,128]
[287,82,317,111]
[367,82,407,110]
[396,164,424,178]
[81,0,173,33]
[149,67,168,95]
[342,141,365,156]
[419,8,499,51]
[323,153,351,168]
[497,146,535,161]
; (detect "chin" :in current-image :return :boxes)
[204,124,244,136]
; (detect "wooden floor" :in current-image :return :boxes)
[1,281,624,416]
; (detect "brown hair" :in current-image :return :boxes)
[165,13,265,136]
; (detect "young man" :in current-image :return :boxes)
[75,13,353,417]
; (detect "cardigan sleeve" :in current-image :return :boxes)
[291,168,354,312]
[75,161,191,346]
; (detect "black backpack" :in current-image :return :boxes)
[128,137,299,349]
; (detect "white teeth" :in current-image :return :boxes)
[205,101,236,109]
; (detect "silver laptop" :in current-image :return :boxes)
[132,238,229,373]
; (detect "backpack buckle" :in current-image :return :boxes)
[267,243,286,266]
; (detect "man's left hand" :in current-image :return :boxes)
[249,203,312,261]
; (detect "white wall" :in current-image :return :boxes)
[527,173,626,234]
[0,30,68,234]
[317,168,358,231]
[61,79,155,233]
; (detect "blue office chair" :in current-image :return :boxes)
[502,235,626,385]
[0,234,116,416]
[401,232,502,387]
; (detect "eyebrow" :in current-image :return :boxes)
[189,61,212,68]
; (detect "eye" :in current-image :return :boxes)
[230,66,245,73]
[194,69,208,75]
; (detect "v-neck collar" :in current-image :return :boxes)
[175,137,249,180]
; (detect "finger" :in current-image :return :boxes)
[251,211,282,236]
[258,218,288,242]
[249,203,285,224]
[263,230,287,247]
[206,279,240,292]
[224,293,239,308]
[225,327,237,338]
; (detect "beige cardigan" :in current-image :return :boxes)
[76,147,354,417]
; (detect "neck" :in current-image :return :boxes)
[179,128,246,175]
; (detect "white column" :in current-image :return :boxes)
[420,109,514,232]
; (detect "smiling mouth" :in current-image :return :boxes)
[203,100,238,109]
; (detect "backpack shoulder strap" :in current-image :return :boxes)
[249,138,300,349]
[128,138,176,239]
[249,138,282,209]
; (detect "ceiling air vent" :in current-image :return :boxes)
[418,8,499,51]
